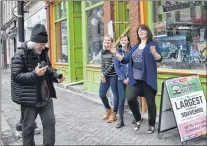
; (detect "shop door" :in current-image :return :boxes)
[68,1,83,82]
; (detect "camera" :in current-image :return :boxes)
[39,61,63,79]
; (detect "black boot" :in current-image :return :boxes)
[116,119,124,128]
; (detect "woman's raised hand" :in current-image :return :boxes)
[109,43,117,55]
[150,45,161,60]
[150,45,157,56]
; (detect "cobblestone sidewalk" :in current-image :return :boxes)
[1,71,206,145]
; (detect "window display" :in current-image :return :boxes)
[87,6,104,64]
[153,1,207,71]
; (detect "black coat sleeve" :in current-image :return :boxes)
[11,51,37,84]
[155,42,162,62]
[45,51,60,83]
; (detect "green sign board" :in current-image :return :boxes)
[158,75,207,143]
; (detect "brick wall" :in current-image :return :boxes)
[129,2,141,46]
[129,2,147,112]
[103,1,141,44]
[103,1,114,36]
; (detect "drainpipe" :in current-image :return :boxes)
[46,2,51,58]
[0,1,2,69]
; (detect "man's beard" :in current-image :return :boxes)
[34,48,42,54]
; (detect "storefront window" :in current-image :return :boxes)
[153,1,207,71]
[56,20,68,63]
[87,6,104,64]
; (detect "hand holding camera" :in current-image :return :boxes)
[38,61,65,82]
[57,77,65,83]
[35,63,48,76]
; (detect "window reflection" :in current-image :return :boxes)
[56,1,67,20]
[56,20,68,63]
[153,1,207,71]
[87,6,104,64]
[86,1,101,7]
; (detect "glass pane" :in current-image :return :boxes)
[153,1,207,71]
[56,20,68,63]
[55,2,67,20]
[92,1,100,5]
[85,1,91,7]
[87,6,104,64]
[86,1,101,7]
[58,2,65,19]
[63,1,67,17]
[58,3,62,19]
[55,5,58,20]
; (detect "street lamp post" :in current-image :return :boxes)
[17,1,24,42]
[14,1,25,133]
[0,1,2,69]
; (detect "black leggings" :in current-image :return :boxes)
[127,80,157,126]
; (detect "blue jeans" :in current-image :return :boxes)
[109,87,114,107]
[117,80,126,119]
[99,75,119,112]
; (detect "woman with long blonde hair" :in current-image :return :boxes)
[99,35,119,123]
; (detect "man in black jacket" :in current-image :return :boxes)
[11,24,64,145]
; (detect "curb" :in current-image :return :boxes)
[55,83,103,105]
[55,83,160,123]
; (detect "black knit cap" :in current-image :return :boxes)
[30,24,48,43]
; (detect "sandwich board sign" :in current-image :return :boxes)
[158,75,207,143]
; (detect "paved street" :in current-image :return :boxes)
[1,70,206,145]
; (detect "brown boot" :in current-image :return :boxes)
[103,108,112,120]
[107,111,117,123]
